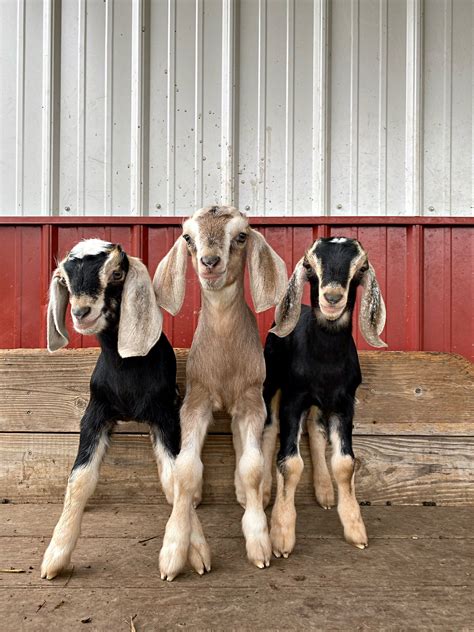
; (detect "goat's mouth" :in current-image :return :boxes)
[72,314,103,334]
[199,269,226,285]
[318,302,347,321]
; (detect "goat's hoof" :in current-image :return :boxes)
[270,521,296,559]
[246,534,272,569]
[314,477,335,510]
[40,545,71,580]
[354,542,368,550]
[188,531,211,576]
[343,520,368,550]
[159,538,189,582]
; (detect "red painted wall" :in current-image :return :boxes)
[0,217,472,361]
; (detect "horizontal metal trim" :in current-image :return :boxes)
[0,216,472,226]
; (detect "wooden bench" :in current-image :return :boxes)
[1,349,474,630]
[1,349,473,506]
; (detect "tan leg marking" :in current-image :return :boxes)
[270,453,304,558]
[261,391,280,508]
[159,387,212,581]
[231,418,246,508]
[330,426,368,549]
[307,408,335,509]
[41,435,109,580]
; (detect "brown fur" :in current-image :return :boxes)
[155,206,287,580]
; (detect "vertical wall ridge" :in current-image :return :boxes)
[405,0,423,215]
[1,0,471,217]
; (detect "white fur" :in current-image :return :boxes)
[69,239,112,259]
[330,237,348,244]
[41,434,109,579]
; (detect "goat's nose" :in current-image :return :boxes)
[323,291,343,305]
[200,255,220,269]
[72,306,91,320]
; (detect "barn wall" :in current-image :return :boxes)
[0,0,472,217]
[0,216,472,360]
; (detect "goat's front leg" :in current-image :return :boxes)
[232,389,272,569]
[270,392,309,559]
[41,403,114,579]
[329,408,368,549]
[159,387,212,581]
[307,406,335,509]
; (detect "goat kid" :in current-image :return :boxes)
[262,237,387,558]
[153,205,287,581]
[41,239,198,579]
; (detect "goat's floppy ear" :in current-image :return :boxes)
[47,270,70,352]
[270,258,307,337]
[153,237,188,316]
[118,256,163,358]
[247,229,288,313]
[359,263,387,348]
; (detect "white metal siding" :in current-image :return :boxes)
[0,0,472,216]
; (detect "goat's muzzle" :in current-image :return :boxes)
[319,285,347,320]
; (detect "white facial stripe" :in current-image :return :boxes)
[69,238,112,259]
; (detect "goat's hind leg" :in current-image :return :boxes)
[261,389,280,509]
[41,403,114,579]
[149,403,181,506]
[231,417,246,508]
[270,393,308,559]
[307,407,335,509]
[329,411,368,549]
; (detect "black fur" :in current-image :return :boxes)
[63,250,181,475]
[264,238,366,470]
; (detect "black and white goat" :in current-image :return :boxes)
[262,237,387,558]
[41,238,183,580]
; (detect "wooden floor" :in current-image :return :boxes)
[1,504,473,631]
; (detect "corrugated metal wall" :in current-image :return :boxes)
[0,0,472,217]
[0,216,472,360]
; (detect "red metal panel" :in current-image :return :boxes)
[0,217,472,361]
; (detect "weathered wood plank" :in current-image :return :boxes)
[1,349,472,435]
[1,536,473,590]
[2,585,472,631]
[1,505,472,630]
[1,433,473,505]
[2,504,473,540]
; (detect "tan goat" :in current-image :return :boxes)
[153,205,287,581]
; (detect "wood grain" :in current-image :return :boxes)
[1,349,472,435]
[0,505,473,630]
[2,504,473,540]
[1,433,473,505]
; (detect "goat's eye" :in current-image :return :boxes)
[302,260,311,270]
[236,232,247,243]
[359,264,369,274]
[183,234,191,244]
[111,270,124,282]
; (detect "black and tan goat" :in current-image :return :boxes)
[262,237,387,558]
[153,205,287,581]
[41,239,189,579]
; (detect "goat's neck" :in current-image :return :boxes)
[96,327,121,360]
[199,279,249,332]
